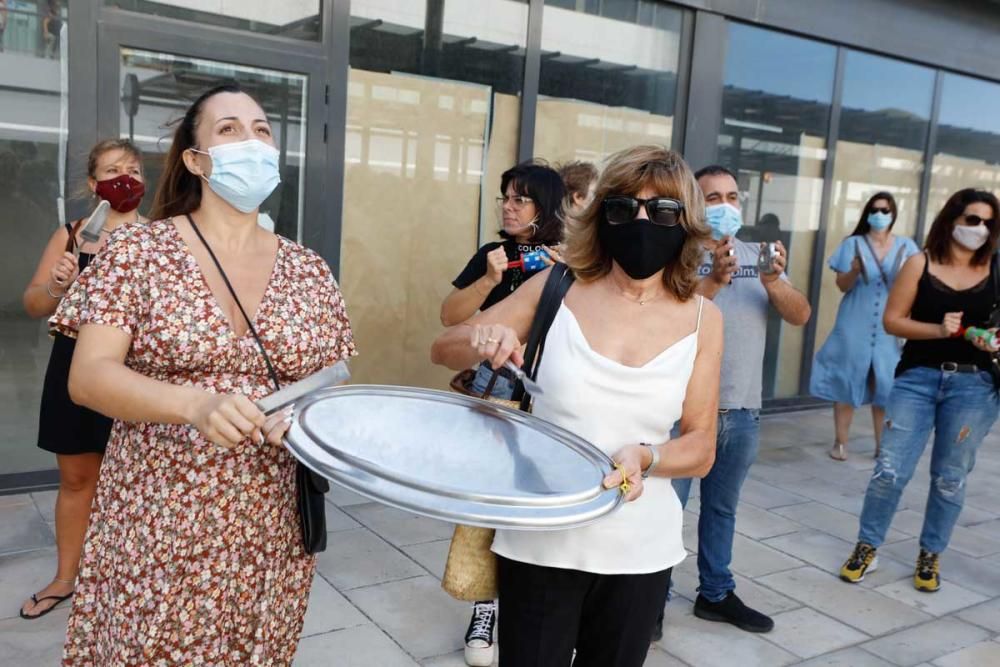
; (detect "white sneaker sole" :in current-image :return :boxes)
[464,644,495,667]
[844,555,879,583]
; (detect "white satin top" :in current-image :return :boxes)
[491,297,702,574]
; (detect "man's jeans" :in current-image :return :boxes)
[673,408,760,602]
[858,366,999,553]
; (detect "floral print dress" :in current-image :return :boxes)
[51,219,356,666]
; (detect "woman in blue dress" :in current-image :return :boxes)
[811,192,920,461]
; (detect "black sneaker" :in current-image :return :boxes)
[693,592,774,633]
[464,600,496,666]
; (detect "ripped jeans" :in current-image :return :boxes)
[857,366,999,553]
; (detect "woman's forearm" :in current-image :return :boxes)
[885,316,944,340]
[440,280,495,326]
[652,430,716,479]
[430,324,480,370]
[835,270,859,293]
[69,355,204,425]
[23,283,63,319]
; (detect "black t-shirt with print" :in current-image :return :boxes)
[452,239,548,311]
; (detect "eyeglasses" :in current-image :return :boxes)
[871,207,892,215]
[496,195,534,210]
[962,214,996,226]
[603,196,684,227]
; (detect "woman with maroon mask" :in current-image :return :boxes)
[19,139,145,619]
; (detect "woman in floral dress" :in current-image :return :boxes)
[52,84,355,665]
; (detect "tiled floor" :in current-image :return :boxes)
[2,408,1000,666]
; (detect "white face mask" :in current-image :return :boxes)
[952,223,990,251]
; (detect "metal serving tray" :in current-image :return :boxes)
[284,385,623,530]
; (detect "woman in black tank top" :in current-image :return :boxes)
[18,139,145,619]
[840,188,1000,595]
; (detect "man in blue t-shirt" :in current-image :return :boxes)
[656,165,811,638]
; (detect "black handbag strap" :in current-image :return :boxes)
[186,214,281,392]
[516,263,575,411]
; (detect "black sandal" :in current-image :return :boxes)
[19,591,74,620]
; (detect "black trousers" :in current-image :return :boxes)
[497,556,672,667]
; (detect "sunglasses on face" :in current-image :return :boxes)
[603,196,685,227]
[961,214,996,226]
[871,207,892,215]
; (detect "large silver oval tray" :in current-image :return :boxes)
[284,385,623,530]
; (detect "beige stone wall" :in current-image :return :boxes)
[340,70,518,389]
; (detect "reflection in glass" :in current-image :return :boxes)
[0,0,69,474]
[534,0,682,165]
[118,48,308,240]
[926,74,1000,234]
[717,23,836,399]
[813,52,934,355]
[343,1,527,388]
[105,0,322,41]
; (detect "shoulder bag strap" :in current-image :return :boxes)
[516,263,575,410]
[186,214,281,392]
[862,235,891,286]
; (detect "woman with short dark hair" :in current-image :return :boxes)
[440,160,566,665]
[811,191,920,461]
[433,145,720,666]
[840,188,1000,594]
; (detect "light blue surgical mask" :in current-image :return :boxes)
[705,203,743,240]
[867,211,893,230]
[192,140,281,213]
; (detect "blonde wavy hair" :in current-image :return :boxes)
[561,145,708,300]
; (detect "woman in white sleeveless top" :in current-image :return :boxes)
[432,145,722,666]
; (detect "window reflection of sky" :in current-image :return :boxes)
[940,73,1000,136]
[724,23,835,103]
[842,50,934,118]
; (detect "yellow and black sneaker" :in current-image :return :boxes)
[840,542,878,583]
[914,549,941,592]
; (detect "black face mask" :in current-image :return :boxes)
[600,220,687,280]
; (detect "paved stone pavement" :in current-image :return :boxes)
[2,408,1000,666]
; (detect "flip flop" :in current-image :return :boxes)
[19,591,74,620]
[829,443,848,462]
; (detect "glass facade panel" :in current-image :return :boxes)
[0,0,69,474]
[105,0,322,41]
[533,0,682,166]
[118,48,308,241]
[717,23,836,399]
[342,0,526,388]
[813,52,934,363]
[926,73,1000,233]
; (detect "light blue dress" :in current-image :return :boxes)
[810,234,920,407]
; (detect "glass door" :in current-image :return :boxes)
[95,22,328,242]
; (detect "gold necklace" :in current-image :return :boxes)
[608,276,662,306]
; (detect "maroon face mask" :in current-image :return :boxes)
[94,174,145,213]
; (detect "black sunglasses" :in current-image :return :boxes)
[871,207,892,215]
[962,214,996,227]
[603,196,684,227]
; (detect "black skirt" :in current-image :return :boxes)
[37,332,113,455]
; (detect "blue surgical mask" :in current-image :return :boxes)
[192,140,281,213]
[705,203,743,240]
[867,211,892,230]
